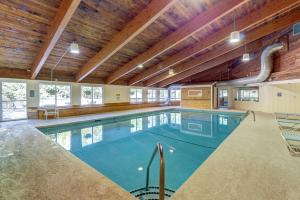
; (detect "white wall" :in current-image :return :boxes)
[0,78,165,108]
[231,82,300,113]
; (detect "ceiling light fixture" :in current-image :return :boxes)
[230,31,241,43]
[137,64,144,69]
[70,42,80,54]
[242,45,250,62]
[169,69,174,75]
[229,13,241,43]
[51,42,80,81]
[242,53,250,62]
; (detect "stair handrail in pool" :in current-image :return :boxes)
[247,110,256,122]
[145,143,165,200]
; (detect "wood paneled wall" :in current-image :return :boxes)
[35,102,174,119]
[181,86,212,109]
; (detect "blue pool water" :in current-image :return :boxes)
[39,108,245,193]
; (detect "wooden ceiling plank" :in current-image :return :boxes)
[30,0,81,79]
[75,0,177,82]
[155,9,300,87]
[157,41,262,87]
[130,0,300,85]
[0,3,50,24]
[106,0,249,84]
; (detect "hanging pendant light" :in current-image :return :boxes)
[242,45,250,62]
[229,13,241,43]
[70,42,80,54]
[230,31,241,43]
[242,53,250,62]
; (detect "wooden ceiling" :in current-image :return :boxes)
[1,0,300,86]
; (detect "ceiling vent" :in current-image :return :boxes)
[293,22,300,36]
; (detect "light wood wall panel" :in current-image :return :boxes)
[181,86,212,109]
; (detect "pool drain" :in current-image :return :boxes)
[131,186,175,200]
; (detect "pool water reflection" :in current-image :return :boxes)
[39,109,245,192]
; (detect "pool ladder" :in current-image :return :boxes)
[145,143,165,200]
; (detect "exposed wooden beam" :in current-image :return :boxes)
[75,0,176,82]
[157,41,262,87]
[129,0,300,85]
[30,0,81,79]
[106,0,249,84]
[147,7,300,87]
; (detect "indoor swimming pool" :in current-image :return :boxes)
[38,109,246,197]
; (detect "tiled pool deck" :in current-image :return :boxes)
[1,107,300,200]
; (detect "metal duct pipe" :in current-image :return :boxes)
[216,43,283,86]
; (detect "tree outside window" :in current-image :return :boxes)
[40,84,71,107]
[2,82,27,120]
[81,86,103,105]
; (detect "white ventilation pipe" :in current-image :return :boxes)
[216,43,283,86]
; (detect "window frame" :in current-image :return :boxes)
[147,89,157,102]
[170,89,181,101]
[235,87,259,102]
[81,86,103,105]
[39,83,71,107]
[0,80,27,121]
[159,89,168,102]
[130,88,143,103]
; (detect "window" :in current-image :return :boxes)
[40,84,71,107]
[218,89,228,107]
[170,89,181,101]
[1,82,27,120]
[235,87,259,102]
[130,88,143,103]
[219,89,228,98]
[81,86,103,105]
[147,89,157,102]
[130,118,143,133]
[159,90,168,102]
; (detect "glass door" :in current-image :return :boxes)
[218,88,228,108]
[1,82,27,121]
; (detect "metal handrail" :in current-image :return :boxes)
[145,143,165,200]
[248,110,256,122]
